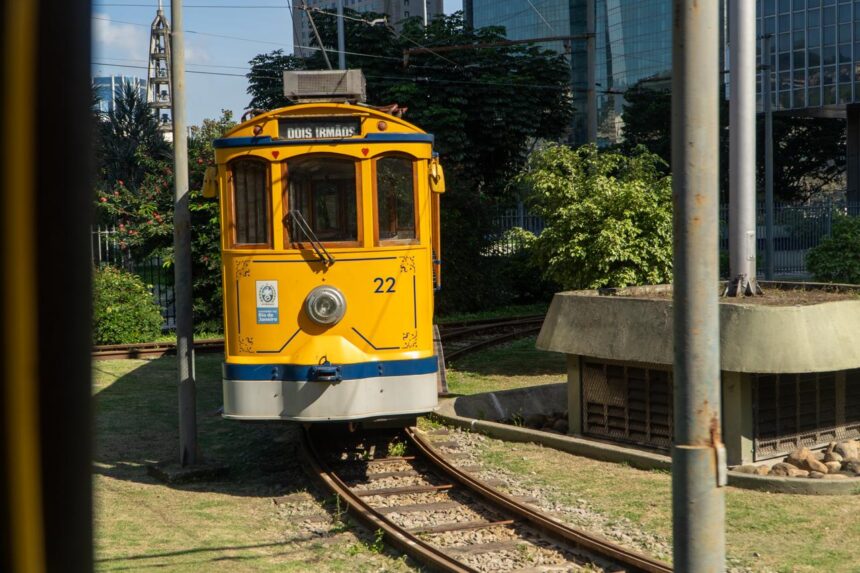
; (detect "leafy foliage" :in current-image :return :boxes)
[94,98,236,331]
[96,83,171,192]
[807,215,860,284]
[520,144,673,289]
[247,12,574,312]
[92,266,164,344]
[246,50,306,111]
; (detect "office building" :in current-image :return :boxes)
[93,75,147,115]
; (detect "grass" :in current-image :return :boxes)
[438,336,860,572]
[435,302,549,324]
[445,335,566,395]
[92,356,417,572]
[470,437,860,572]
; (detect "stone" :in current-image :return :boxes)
[754,465,771,476]
[826,441,837,455]
[524,414,547,429]
[785,447,811,468]
[825,461,843,474]
[771,462,800,477]
[552,418,569,434]
[842,460,860,474]
[812,451,826,462]
[788,468,809,478]
[824,451,843,463]
[806,457,829,474]
[809,471,825,479]
[834,440,860,461]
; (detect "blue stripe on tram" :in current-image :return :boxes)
[223,356,439,381]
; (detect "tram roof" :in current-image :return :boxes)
[218,102,428,141]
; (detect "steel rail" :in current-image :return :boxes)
[91,314,547,360]
[405,427,673,573]
[299,428,481,573]
[444,325,543,363]
[439,316,544,341]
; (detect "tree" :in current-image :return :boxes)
[621,78,845,203]
[95,110,236,331]
[519,144,674,289]
[97,83,171,192]
[246,50,306,111]
[246,12,575,311]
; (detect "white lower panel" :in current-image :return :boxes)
[223,373,438,421]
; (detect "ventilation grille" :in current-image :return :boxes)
[582,360,673,451]
[283,70,366,102]
[754,369,860,459]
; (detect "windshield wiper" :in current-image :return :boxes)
[287,210,335,267]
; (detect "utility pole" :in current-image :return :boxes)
[762,34,775,280]
[171,0,198,466]
[147,0,172,141]
[728,0,760,296]
[423,0,428,27]
[586,0,597,144]
[336,0,346,70]
[671,0,726,571]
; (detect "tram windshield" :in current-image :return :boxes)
[286,156,358,243]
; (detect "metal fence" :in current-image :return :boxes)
[91,225,176,330]
[492,200,860,277]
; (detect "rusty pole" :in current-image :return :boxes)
[671,1,726,571]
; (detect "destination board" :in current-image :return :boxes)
[278,117,361,140]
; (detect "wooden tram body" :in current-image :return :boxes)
[204,102,445,422]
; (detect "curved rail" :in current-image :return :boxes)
[302,426,672,573]
[405,428,673,573]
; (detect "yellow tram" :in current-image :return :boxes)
[202,72,445,422]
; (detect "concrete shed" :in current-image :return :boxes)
[536,283,860,465]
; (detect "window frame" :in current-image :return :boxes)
[227,156,273,249]
[371,153,420,246]
[281,153,364,249]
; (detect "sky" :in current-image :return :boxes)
[92,1,463,126]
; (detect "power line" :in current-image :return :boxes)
[94,3,289,8]
[295,5,461,68]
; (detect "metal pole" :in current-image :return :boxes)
[671,1,726,571]
[586,0,597,144]
[763,34,775,280]
[423,0,428,26]
[728,0,758,295]
[303,1,333,70]
[171,0,198,466]
[336,0,346,70]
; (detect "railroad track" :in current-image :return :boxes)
[439,316,545,364]
[91,338,225,360]
[92,314,545,362]
[302,425,672,573]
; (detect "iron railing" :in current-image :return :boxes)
[491,200,860,277]
[91,225,175,330]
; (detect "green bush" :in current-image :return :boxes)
[93,266,164,344]
[807,215,860,284]
[518,144,673,290]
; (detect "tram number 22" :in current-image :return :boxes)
[373,277,396,294]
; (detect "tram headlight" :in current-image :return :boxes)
[304,286,346,326]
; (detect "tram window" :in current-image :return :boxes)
[375,156,416,242]
[230,159,270,246]
[286,156,358,243]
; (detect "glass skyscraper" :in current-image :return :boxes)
[758,0,860,111]
[92,75,147,115]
